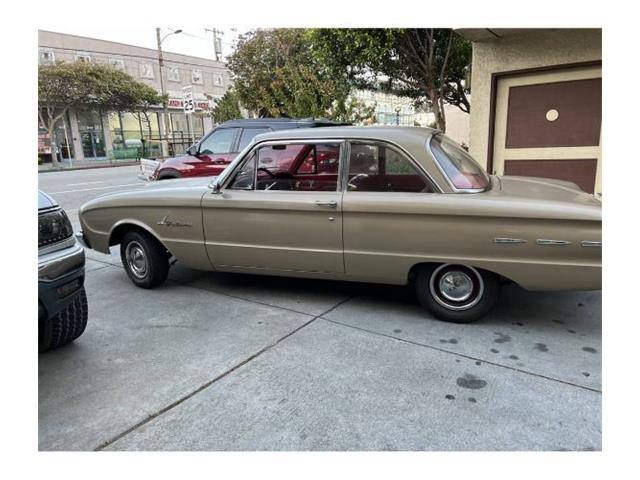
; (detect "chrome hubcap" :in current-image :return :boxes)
[439,271,473,302]
[125,241,147,278]
[429,264,484,311]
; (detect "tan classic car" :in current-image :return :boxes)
[78,126,601,323]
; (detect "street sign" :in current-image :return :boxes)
[182,85,194,114]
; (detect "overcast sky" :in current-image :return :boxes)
[39,26,245,61]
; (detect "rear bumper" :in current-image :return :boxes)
[38,240,85,321]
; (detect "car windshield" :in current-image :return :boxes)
[429,134,490,191]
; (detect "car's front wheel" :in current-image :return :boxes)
[39,287,88,352]
[415,264,499,323]
[120,230,170,288]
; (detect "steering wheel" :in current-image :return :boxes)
[257,167,276,178]
[347,173,369,190]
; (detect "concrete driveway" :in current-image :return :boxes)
[38,166,601,451]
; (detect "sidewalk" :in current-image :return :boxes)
[38,159,140,173]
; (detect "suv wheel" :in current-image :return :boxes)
[120,230,170,288]
[39,287,88,352]
[415,264,500,323]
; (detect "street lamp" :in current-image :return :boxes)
[156,28,182,155]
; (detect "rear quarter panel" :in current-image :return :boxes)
[342,191,601,290]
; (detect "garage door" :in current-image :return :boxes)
[491,65,602,194]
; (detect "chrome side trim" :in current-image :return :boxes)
[494,237,527,244]
[157,215,192,227]
[581,240,602,248]
[536,239,572,246]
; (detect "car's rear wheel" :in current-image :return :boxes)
[120,231,170,288]
[415,264,499,323]
[39,287,88,352]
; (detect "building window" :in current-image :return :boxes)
[167,66,180,82]
[191,70,203,84]
[140,63,155,79]
[214,74,223,86]
[39,50,55,64]
[109,58,125,71]
[74,53,92,63]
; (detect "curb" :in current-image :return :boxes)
[38,161,140,174]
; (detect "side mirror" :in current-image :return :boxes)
[186,145,198,156]
[208,180,222,195]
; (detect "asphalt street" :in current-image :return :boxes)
[38,165,602,451]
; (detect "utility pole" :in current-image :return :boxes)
[156,27,182,157]
[205,28,223,61]
[156,28,170,155]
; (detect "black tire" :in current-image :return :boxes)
[415,264,500,323]
[120,230,170,288]
[39,287,88,352]
[157,171,181,180]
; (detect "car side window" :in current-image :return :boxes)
[228,153,257,190]
[249,142,341,191]
[347,142,431,193]
[238,128,271,151]
[227,142,341,192]
[199,128,238,155]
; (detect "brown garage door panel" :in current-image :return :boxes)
[506,78,601,148]
[504,159,597,193]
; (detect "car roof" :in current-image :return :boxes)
[218,118,350,129]
[253,125,439,143]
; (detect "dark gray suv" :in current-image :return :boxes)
[38,191,88,351]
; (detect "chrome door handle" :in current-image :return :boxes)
[315,200,337,208]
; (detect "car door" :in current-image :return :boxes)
[341,140,439,283]
[201,139,345,274]
[192,128,240,174]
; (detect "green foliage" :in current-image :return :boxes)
[227,29,365,122]
[211,87,243,123]
[310,29,472,131]
[38,61,162,114]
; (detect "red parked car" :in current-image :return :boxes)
[152,118,349,180]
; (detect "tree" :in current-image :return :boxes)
[210,87,242,124]
[227,29,368,122]
[38,62,163,166]
[310,29,472,132]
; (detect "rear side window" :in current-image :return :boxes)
[238,128,271,151]
[347,142,431,193]
[430,134,490,191]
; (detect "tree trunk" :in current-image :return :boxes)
[47,120,60,168]
[427,88,447,132]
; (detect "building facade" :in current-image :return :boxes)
[458,29,602,195]
[38,30,232,164]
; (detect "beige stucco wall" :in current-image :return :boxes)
[468,29,602,168]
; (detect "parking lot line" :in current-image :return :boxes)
[67,181,105,186]
[48,182,144,194]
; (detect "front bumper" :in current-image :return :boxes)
[38,239,85,321]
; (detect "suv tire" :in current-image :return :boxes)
[120,230,170,288]
[39,287,88,352]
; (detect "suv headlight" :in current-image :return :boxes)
[39,209,73,248]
